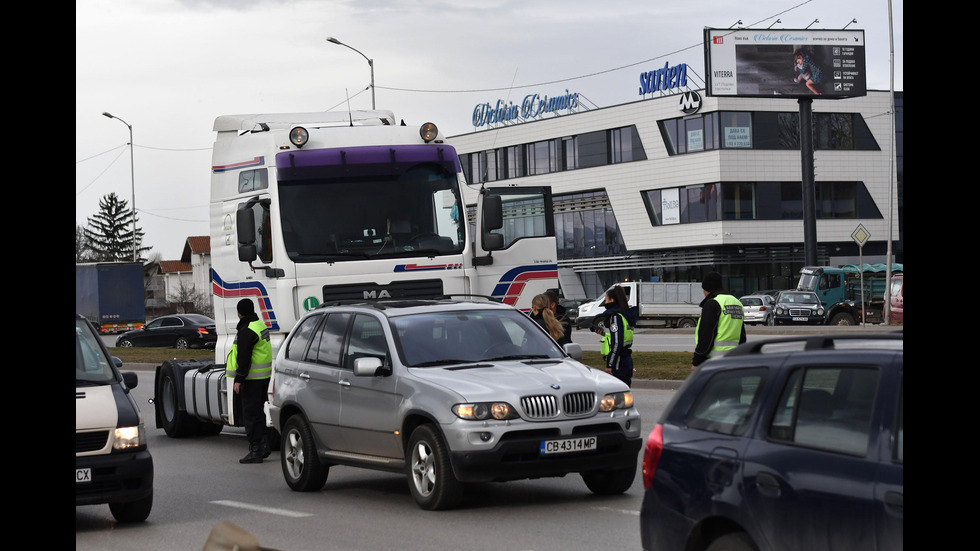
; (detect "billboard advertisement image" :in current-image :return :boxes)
[704,28,866,99]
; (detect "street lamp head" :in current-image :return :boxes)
[326,37,341,45]
[103,112,113,118]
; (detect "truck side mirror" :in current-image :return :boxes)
[236,208,258,262]
[482,195,503,251]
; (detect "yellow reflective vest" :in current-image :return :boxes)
[695,294,744,358]
[226,319,272,380]
[600,313,634,356]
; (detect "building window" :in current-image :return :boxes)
[643,181,881,226]
[505,145,524,179]
[659,110,879,155]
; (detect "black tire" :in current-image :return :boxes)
[281,415,328,492]
[677,318,697,329]
[158,362,198,438]
[108,491,153,523]
[117,339,133,347]
[705,532,758,551]
[581,461,636,495]
[829,313,855,326]
[765,314,774,326]
[407,425,462,510]
[197,422,223,436]
[175,337,190,349]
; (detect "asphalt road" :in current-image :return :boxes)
[76,372,677,551]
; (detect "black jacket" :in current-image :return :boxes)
[234,312,261,384]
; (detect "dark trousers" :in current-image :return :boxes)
[241,377,270,446]
[611,350,633,388]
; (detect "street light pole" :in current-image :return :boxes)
[326,37,375,109]
[102,112,138,262]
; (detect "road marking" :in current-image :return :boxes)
[592,505,639,516]
[210,500,314,518]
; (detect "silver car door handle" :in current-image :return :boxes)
[299,372,310,381]
[339,379,351,387]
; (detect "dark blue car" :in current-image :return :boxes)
[640,333,903,551]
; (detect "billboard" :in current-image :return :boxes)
[703,28,866,99]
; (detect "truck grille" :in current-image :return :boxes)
[76,431,109,453]
[520,392,596,419]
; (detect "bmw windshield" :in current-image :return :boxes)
[392,309,565,367]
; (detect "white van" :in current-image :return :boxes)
[76,314,153,522]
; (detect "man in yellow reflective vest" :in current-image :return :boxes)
[692,272,746,370]
[227,298,273,464]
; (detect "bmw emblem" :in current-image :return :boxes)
[550,384,560,389]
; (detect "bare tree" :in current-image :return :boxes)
[170,281,214,317]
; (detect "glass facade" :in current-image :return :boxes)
[460,125,646,184]
[659,111,880,155]
[641,181,882,225]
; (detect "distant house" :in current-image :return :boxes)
[143,236,213,317]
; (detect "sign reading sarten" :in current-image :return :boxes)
[703,28,867,99]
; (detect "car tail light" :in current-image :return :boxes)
[760,306,767,311]
[197,328,210,336]
[642,424,664,489]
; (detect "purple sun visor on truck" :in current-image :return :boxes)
[276,144,461,181]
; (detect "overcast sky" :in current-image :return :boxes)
[76,0,903,261]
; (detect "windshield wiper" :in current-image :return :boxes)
[412,359,474,367]
[484,354,551,362]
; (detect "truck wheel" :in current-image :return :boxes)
[175,337,189,349]
[581,461,636,495]
[829,313,855,326]
[407,425,462,510]
[677,318,697,329]
[159,362,198,438]
[197,422,223,436]
[108,491,153,523]
[281,415,328,492]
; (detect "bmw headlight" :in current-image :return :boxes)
[453,402,518,420]
[113,423,146,450]
[599,391,634,412]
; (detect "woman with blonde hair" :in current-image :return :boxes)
[529,293,566,343]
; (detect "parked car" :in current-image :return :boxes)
[270,297,642,510]
[739,294,775,326]
[640,332,903,551]
[889,274,903,324]
[559,298,587,323]
[772,290,825,325]
[115,314,217,349]
[76,314,154,522]
[751,289,784,299]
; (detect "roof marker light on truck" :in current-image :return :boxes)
[420,122,438,143]
[289,126,309,148]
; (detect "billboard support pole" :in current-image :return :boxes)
[799,97,818,266]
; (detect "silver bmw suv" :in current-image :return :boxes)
[269,297,642,510]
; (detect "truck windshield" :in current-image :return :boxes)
[277,160,464,263]
[797,274,818,291]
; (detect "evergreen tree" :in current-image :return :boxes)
[83,192,151,262]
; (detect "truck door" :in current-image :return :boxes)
[472,186,558,311]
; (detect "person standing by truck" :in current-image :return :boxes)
[692,272,746,370]
[544,290,573,346]
[594,286,636,387]
[226,299,273,464]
